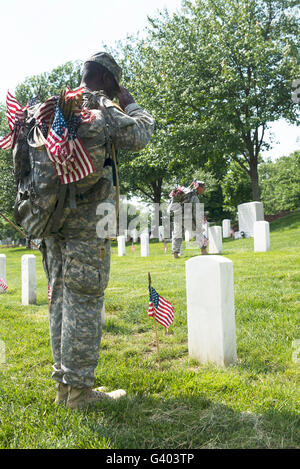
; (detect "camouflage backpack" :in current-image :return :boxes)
[12,95,113,239]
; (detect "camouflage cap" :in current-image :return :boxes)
[84,51,122,87]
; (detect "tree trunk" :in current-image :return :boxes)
[150,179,163,225]
[150,178,163,206]
[249,162,260,201]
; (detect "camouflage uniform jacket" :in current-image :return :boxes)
[53,88,155,238]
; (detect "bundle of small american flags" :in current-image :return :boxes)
[148,286,174,331]
[0,278,8,293]
[36,87,96,184]
[0,87,96,185]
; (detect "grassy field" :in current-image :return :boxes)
[0,210,299,449]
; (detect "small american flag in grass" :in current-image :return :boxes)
[148,286,174,331]
[0,278,8,293]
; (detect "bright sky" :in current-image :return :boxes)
[0,0,298,160]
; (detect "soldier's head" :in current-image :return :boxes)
[81,52,122,99]
[193,180,206,195]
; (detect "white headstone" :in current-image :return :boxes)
[185,230,191,242]
[222,219,231,238]
[140,232,149,257]
[22,255,36,305]
[208,226,222,254]
[117,235,126,256]
[0,254,6,282]
[238,202,264,237]
[186,255,237,366]
[131,229,138,243]
[158,226,164,242]
[254,221,270,252]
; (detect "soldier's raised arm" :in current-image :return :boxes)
[105,86,155,152]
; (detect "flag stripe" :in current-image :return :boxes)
[0,131,13,149]
[65,86,85,100]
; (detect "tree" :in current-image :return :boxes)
[15,61,82,105]
[139,0,299,200]
[259,150,300,214]
[221,160,252,217]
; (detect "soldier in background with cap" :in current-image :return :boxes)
[42,52,154,409]
[167,180,208,259]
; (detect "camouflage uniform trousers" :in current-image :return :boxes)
[171,201,206,254]
[172,232,205,254]
[41,200,111,389]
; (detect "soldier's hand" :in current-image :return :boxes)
[117,86,135,110]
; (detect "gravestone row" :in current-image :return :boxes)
[1,251,238,367]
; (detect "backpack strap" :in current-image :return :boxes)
[102,108,120,222]
[46,183,68,234]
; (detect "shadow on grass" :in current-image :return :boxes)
[103,318,133,335]
[236,357,287,375]
[81,395,299,449]
[270,209,300,232]
[0,247,39,254]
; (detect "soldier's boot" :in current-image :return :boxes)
[66,386,126,410]
[173,252,179,259]
[54,383,69,405]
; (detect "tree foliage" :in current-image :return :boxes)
[117,0,299,201]
[259,150,300,214]
[1,0,299,232]
[220,160,253,217]
[15,61,82,106]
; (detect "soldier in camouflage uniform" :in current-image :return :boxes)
[41,52,154,409]
[167,180,207,259]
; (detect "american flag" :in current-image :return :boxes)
[28,94,39,107]
[6,91,23,130]
[148,286,174,331]
[65,86,85,101]
[0,92,25,149]
[0,278,8,293]
[0,130,14,150]
[35,96,56,127]
[45,103,95,184]
[0,91,40,150]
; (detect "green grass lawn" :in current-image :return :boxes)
[0,210,299,449]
